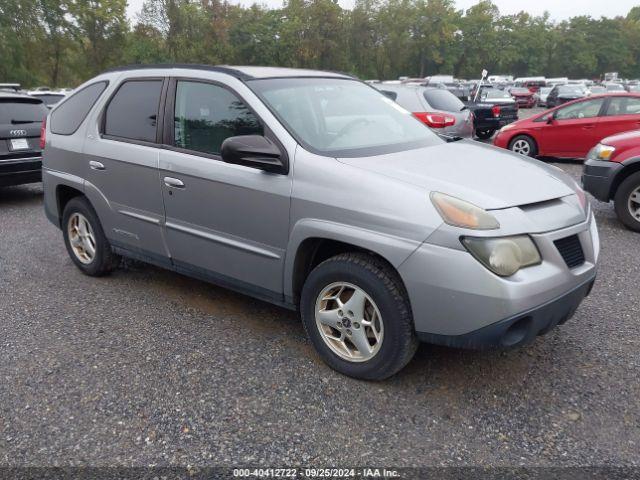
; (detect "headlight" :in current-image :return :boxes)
[462,235,542,277]
[431,192,500,230]
[588,143,616,161]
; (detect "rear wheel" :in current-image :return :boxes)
[475,129,495,140]
[62,197,119,276]
[614,172,640,232]
[300,253,418,380]
[509,135,538,157]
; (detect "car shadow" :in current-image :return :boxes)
[0,183,43,206]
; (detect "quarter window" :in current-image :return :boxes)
[51,81,107,135]
[174,81,263,156]
[555,99,604,120]
[605,97,640,116]
[104,80,162,142]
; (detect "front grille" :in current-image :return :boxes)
[554,235,585,269]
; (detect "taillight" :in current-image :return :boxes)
[491,105,501,118]
[40,117,46,150]
[413,112,456,128]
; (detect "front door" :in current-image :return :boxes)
[539,98,605,157]
[158,79,292,300]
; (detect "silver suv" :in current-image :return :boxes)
[42,66,599,380]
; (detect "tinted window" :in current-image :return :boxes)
[555,99,604,120]
[0,99,48,125]
[605,97,640,116]
[104,80,162,142]
[174,81,262,155]
[51,82,107,135]
[423,89,464,112]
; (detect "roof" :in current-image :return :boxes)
[0,91,43,102]
[104,64,353,80]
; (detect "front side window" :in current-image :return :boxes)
[249,78,442,156]
[605,97,640,116]
[174,81,263,156]
[104,80,162,142]
[555,99,604,120]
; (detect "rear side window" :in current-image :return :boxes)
[174,81,263,155]
[380,90,398,101]
[104,80,162,143]
[51,82,107,135]
[0,100,48,125]
[605,97,640,116]
[423,89,464,112]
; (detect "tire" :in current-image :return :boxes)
[508,135,538,157]
[614,171,640,232]
[62,196,119,276]
[475,129,495,140]
[300,252,418,380]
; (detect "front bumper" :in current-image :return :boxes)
[0,156,42,187]
[582,158,623,202]
[399,213,599,348]
[417,275,595,349]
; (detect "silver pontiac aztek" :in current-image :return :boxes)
[42,66,599,380]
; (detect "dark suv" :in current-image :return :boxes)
[0,92,48,187]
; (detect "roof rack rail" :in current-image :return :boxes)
[102,64,254,80]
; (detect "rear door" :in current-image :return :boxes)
[158,78,292,300]
[538,98,605,157]
[596,96,640,139]
[82,77,169,262]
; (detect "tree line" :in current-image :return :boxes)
[2,0,640,88]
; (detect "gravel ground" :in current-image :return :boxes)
[0,126,638,468]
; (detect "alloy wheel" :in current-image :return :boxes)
[315,282,384,362]
[67,212,97,264]
[512,139,531,156]
[628,186,640,222]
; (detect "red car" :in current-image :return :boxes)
[493,93,640,159]
[583,129,640,231]
[509,87,537,108]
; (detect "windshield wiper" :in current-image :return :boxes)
[460,105,468,111]
[11,119,41,124]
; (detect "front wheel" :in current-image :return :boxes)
[614,172,640,232]
[509,135,538,157]
[475,129,495,140]
[300,253,418,380]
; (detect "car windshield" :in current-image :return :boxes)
[249,77,442,156]
[422,89,465,112]
[558,86,583,94]
[606,84,625,91]
[540,88,553,94]
[511,88,529,94]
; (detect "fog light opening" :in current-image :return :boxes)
[501,317,531,347]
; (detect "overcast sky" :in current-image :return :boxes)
[126,0,639,21]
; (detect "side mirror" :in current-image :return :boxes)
[220,135,287,174]
[546,113,555,124]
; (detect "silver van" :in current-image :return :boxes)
[42,66,599,380]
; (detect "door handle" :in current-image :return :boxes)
[163,176,185,188]
[89,160,105,170]
[582,125,595,130]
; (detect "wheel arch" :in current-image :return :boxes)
[610,159,640,200]
[285,220,420,308]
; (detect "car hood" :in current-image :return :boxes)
[338,141,576,210]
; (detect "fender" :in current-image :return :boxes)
[42,167,85,228]
[283,218,424,300]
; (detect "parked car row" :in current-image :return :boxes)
[493,92,640,231]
